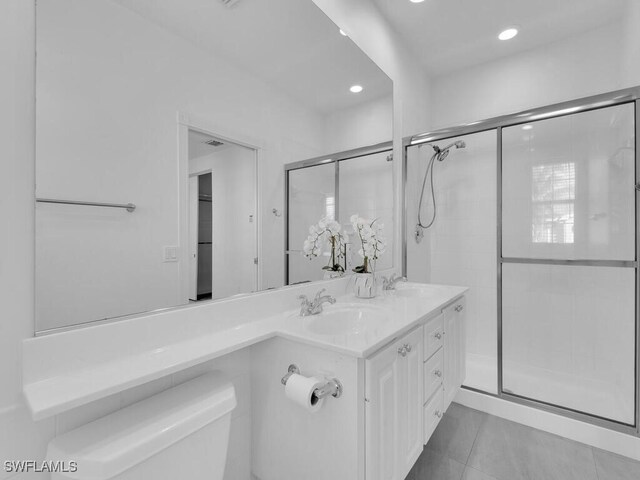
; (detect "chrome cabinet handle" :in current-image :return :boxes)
[434,410,443,418]
[434,370,442,377]
[405,343,412,353]
[398,346,407,357]
[434,332,442,340]
[455,304,464,312]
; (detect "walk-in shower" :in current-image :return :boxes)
[404,86,640,435]
[415,140,466,242]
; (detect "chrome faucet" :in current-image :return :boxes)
[298,289,336,316]
[382,273,407,291]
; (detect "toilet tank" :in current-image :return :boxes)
[46,371,236,480]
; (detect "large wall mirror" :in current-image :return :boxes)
[35,0,393,333]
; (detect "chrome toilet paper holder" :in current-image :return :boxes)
[281,364,343,399]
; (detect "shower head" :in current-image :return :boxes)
[431,140,466,153]
[432,140,466,161]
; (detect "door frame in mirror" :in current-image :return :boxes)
[177,112,263,300]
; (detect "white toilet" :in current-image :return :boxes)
[47,371,236,480]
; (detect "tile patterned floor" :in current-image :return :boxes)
[405,403,640,480]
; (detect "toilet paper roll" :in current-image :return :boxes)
[284,373,325,412]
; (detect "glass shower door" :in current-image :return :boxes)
[501,103,637,425]
[286,163,336,285]
[406,130,499,394]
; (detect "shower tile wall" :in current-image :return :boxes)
[406,130,498,394]
[339,151,394,272]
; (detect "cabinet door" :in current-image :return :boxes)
[398,326,424,478]
[443,297,466,410]
[365,338,402,480]
[424,387,444,445]
[365,326,424,480]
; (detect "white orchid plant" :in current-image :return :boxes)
[350,214,386,274]
[302,217,348,273]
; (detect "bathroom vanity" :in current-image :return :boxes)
[23,278,465,480]
[366,295,467,480]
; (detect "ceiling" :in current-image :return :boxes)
[111,0,392,114]
[372,0,629,76]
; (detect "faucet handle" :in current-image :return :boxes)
[314,288,326,300]
[298,294,309,303]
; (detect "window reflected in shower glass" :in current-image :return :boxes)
[325,196,336,220]
[531,162,575,244]
[287,163,336,284]
[502,103,635,260]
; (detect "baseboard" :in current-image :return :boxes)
[455,388,640,462]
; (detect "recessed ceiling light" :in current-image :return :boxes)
[498,28,518,41]
[339,29,347,36]
[350,85,363,93]
[409,0,426,3]
[522,124,533,130]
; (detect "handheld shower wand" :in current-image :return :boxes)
[415,140,466,243]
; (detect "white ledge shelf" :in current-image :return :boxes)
[23,278,466,421]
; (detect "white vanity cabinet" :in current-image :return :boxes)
[365,326,424,480]
[443,297,466,410]
[423,296,467,444]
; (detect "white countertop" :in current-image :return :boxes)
[22,279,466,420]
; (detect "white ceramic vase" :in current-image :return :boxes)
[353,273,377,298]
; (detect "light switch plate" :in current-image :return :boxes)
[163,246,178,262]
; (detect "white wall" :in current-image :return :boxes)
[35,0,327,331]
[324,95,393,153]
[190,146,257,300]
[0,1,54,477]
[313,0,432,274]
[430,19,639,129]
[622,0,640,86]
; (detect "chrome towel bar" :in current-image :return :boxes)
[36,198,136,213]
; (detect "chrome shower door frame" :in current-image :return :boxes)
[284,141,392,285]
[402,86,640,436]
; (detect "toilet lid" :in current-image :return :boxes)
[46,371,236,480]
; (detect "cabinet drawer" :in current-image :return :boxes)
[423,388,444,445]
[424,314,444,361]
[424,349,443,402]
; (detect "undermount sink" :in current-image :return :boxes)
[393,283,438,298]
[305,304,388,335]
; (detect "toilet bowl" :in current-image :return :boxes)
[46,371,236,480]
